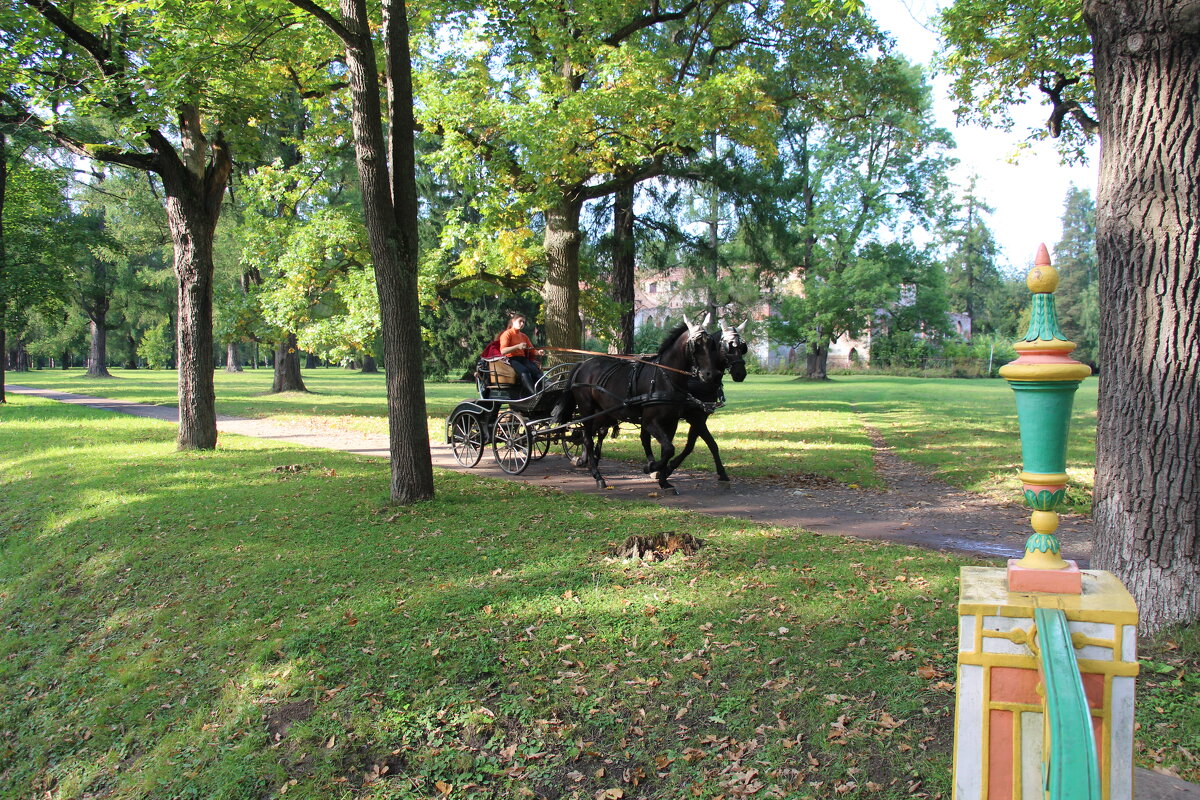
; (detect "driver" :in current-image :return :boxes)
[499,313,544,396]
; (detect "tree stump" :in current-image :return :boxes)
[611,531,704,561]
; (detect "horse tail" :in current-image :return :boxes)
[553,363,580,424]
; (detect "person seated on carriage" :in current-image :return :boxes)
[498,313,544,396]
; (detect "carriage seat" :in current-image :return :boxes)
[478,357,518,387]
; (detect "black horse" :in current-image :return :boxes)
[640,319,748,484]
[555,318,724,494]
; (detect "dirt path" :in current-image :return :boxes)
[8,385,1092,563]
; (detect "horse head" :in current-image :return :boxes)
[681,314,722,385]
[719,319,749,382]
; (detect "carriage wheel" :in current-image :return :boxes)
[492,410,533,475]
[529,428,551,461]
[448,411,484,468]
[561,426,585,464]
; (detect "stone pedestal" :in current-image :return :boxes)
[954,567,1138,800]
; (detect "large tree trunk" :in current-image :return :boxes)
[271,332,306,392]
[611,182,636,354]
[331,0,433,503]
[806,344,829,380]
[156,120,231,451]
[225,341,242,372]
[360,353,379,373]
[543,197,584,350]
[1086,0,1200,632]
[86,310,113,378]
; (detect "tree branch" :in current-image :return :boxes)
[1039,73,1100,137]
[578,154,667,201]
[23,0,118,77]
[604,1,698,47]
[283,0,355,49]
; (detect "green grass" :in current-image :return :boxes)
[2,395,971,799]
[1,390,1195,798]
[7,370,1097,510]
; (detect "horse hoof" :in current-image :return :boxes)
[663,486,678,496]
[572,457,586,467]
[596,480,607,489]
[716,481,731,491]
[642,463,655,474]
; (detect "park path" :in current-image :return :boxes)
[8,384,1200,798]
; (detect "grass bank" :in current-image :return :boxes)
[1,394,1195,798]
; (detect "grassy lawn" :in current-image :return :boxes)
[1,390,1195,798]
[7,369,1096,510]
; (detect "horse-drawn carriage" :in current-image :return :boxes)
[445,318,748,492]
[444,357,585,475]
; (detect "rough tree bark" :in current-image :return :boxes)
[271,332,307,392]
[1087,0,1200,632]
[288,0,433,503]
[611,182,636,354]
[360,353,379,373]
[543,198,584,350]
[86,315,112,377]
[154,117,231,450]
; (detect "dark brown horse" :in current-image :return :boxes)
[641,319,749,484]
[555,319,724,494]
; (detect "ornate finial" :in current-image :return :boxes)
[1026,243,1059,294]
[1000,244,1092,593]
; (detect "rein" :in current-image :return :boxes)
[542,346,695,378]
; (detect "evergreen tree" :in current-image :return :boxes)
[1054,185,1099,364]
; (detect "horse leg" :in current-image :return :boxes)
[650,417,680,494]
[693,419,729,485]
[667,414,701,473]
[579,421,606,489]
[640,426,658,474]
[591,425,609,489]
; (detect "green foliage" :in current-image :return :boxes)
[1,151,72,329]
[419,294,540,380]
[137,321,173,369]
[936,0,1095,157]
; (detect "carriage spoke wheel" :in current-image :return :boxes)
[492,410,533,475]
[448,412,484,468]
[562,426,585,464]
[529,424,551,461]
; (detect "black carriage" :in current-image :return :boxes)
[445,356,585,475]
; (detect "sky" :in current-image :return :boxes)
[864,0,1098,273]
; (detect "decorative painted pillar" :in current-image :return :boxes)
[999,244,1092,592]
[953,245,1138,800]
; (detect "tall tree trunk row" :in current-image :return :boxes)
[1088,0,1200,631]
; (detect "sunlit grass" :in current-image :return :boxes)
[0,394,1191,798]
[9,369,1098,510]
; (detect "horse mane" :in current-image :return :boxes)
[655,323,689,358]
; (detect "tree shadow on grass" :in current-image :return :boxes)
[1,398,970,797]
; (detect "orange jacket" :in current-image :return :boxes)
[499,328,536,359]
